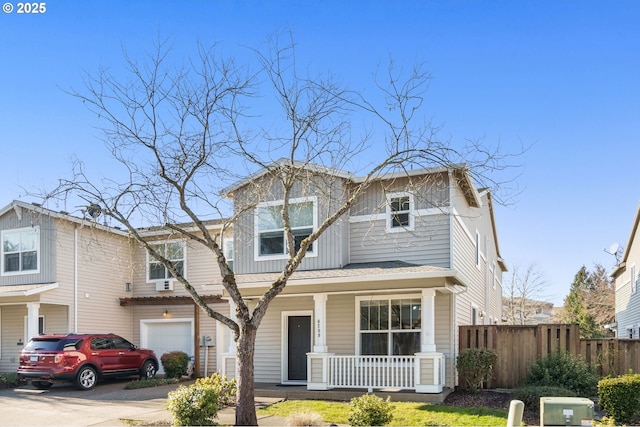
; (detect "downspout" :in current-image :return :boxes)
[74,226,78,333]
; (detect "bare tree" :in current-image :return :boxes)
[503,264,550,325]
[47,34,517,425]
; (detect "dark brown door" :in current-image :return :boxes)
[287,316,311,381]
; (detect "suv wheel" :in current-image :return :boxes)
[75,366,97,390]
[140,360,156,379]
[32,381,52,390]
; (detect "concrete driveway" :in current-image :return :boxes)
[0,379,286,426]
[0,379,175,426]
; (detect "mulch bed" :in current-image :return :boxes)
[444,389,539,426]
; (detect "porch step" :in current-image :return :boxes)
[254,383,451,404]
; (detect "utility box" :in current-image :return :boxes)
[540,397,594,426]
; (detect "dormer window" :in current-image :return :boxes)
[255,197,317,259]
[386,192,414,232]
[2,226,39,275]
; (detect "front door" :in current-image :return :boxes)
[287,315,311,381]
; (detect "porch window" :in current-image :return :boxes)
[2,226,39,275]
[256,197,317,258]
[359,299,421,355]
[147,241,184,281]
[386,192,414,232]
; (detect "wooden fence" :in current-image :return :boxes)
[459,324,640,388]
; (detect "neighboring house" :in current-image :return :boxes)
[501,297,555,325]
[0,161,506,395]
[220,161,506,393]
[611,202,640,338]
[0,200,228,376]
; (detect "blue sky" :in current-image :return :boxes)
[1,0,639,306]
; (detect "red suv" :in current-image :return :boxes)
[17,333,158,390]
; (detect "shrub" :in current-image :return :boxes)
[125,377,180,389]
[348,394,394,426]
[286,410,324,426]
[456,348,498,392]
[598,373,640,424]
[195,373,237,407]
[512,385,577,412]
[524,350,599,396]
[166,383,220,426]
[161,351,190,379]
[0,373,20,388]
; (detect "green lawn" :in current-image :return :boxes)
[258,399,508,426]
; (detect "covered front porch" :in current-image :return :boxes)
[219,275,461,395]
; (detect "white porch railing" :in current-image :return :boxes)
[327,355,415,390]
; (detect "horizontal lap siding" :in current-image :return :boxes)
[0,306,25,371]
[435,293,453,387]
[71,225,133,336]
[350,215,450,266]
[254,296,313,383]
[327,294,356,355]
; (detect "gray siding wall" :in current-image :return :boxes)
[233,173,350,274]
[349,213,451,266]
[0,208,55,285]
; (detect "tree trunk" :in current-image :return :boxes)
[235,325,258,426]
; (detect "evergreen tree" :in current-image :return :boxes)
[562,264,615,338]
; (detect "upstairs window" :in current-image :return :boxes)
[147,241,185,281]
[2,226,39,275]
[386,192,414,232]
[632,265,638,294]
[256,197,317,259]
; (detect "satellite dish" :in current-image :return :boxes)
[608,243,620,255]
[86,204,102,219]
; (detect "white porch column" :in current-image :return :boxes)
[26,302,40,341]
[313,293,328,353]
[421,289,437,352]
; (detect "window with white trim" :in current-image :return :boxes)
[1,226,40,275]
[358,298,421,355]
[223,237,234,271]
[632,264,639,294]
[147,240,185,281]
[386,192,414,232]
[256,197,317,258]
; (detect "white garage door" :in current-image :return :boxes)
[142,320,193,374]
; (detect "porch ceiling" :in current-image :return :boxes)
[0,282,58,297]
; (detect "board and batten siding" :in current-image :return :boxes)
[232,175,351,274]
[0,208,55,285]
[349,174,450,217]
[349,213,451,266]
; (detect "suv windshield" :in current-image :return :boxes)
[24,338,82,351]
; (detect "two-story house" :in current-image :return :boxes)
[1,160,505,395]
[219,161,506,393]
[0,200,229,376]
[611,202,640,338]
